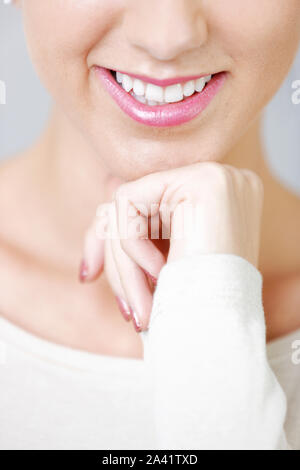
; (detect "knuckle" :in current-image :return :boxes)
[179,162,230,201]
[253,174,264,195]
[119,237,127,252]
[114,184,128,205]
[243,169,264,195]
[203,162,229,189]
[96,202,111,218]
[114,187,123,204]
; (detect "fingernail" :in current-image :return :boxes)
[132,310,142,332]
[148,274,158,287]
[144,270,158,288]
[115,296,131,322]
[79,259,89,282]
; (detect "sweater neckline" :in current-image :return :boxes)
[1,315,299,369]
[0,315,145,375]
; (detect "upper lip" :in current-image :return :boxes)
[109,67,213,87]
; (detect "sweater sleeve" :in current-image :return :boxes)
[140,253,290,450]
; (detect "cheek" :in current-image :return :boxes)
[22,0,123,103]
[210,0,300,56]
[210,0,300,87]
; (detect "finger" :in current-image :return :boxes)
[80,218,105,282]
[116,192,166,280]
[120,238,165,283]
[107,203,153,332]
[113,165,204,276]
[111,235,153,332]
[105,175,124,201]
[104,236,133,323]
[79,176,124,282]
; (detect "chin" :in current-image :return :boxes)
[96,139,222,181]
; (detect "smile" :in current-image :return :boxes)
[94,67,226,127]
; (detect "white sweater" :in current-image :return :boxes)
[0,254,299,450]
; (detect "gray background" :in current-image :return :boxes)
[1,4,300,195]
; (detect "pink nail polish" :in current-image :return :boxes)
[144,270,158,288]
[148,273,158,287]
[115,296,132,321]
[79,259,89,282]
[132,310,142,332]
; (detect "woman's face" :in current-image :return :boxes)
[21,0,300,180]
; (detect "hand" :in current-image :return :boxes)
[80,162,264,331]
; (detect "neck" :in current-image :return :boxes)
[33,106,300,278]
[224,116,300,278]
[30,106,116,259]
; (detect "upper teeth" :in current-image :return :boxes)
[115,72,212,105]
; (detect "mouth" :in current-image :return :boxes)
[94,66,226,128]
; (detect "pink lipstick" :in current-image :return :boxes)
[94,67,226,128]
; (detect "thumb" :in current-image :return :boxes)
[79,176,124,282]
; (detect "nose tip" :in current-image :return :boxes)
[142,25,206,62]
[124,0,207,62]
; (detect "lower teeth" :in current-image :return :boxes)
[130,93,162,106]
[130,91,196,106]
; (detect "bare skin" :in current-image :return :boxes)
[2,1,300,358]
[0,109,299,359]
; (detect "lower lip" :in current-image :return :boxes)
[94,67,226,128]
